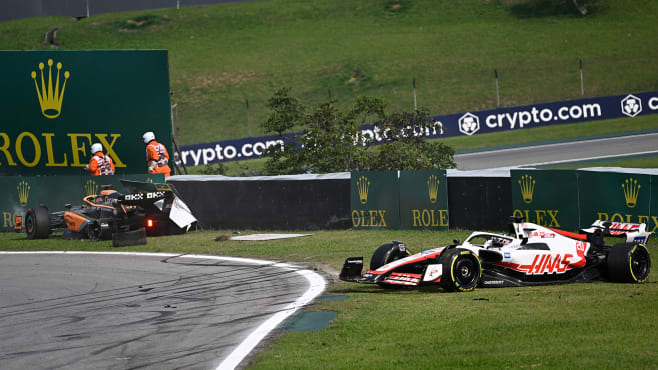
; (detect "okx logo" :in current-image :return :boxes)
[622,177,640,208]
[518,174,535,204]
[621,94,642,118]
[31,59,70,119]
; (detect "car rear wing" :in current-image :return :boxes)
[581,220,651,245]
[119,180,197,230]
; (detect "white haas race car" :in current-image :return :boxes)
[340,217,652,292]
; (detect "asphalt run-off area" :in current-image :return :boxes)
[454,132,658,170]
[0,252,326,370]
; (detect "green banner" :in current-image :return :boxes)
[2,174,164,231]
[0,50,172,176]
[399,170,448,230]
[510,169,579,230]
[350,171,399,229]
[578,170,652,230]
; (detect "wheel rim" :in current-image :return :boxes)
[454,257,477,286]
[88,223,101,240]
[26,214,34,234]
[631,247,650,280]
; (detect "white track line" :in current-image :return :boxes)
[0,251,326,370]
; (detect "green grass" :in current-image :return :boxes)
[1,229,656,368]
[2,0,658,147]
[3,1,657,365]
[569,156,658,169]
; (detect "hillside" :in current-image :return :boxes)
[1,0,657,146]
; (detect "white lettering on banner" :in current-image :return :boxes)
[650,97,658,110]
[486,114,497,128]
[181,139,285,166]
[184,149,201,166]
[203,148,215,164]
[540,108,552,121]
[214,145,224,160]
[485,103,602,130]
[224,146,237,159]
[180,92,658,166]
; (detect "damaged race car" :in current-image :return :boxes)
[340,217,652,292]
[15,180,197,246]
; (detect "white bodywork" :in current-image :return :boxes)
[458,220,650,276]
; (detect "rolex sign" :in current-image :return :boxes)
[0,50,173,175]
[399,170,449,230]
[578,171,653,230]
[510,170,580,231]
[350,171,400,229]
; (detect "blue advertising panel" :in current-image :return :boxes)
[180,90,658,166]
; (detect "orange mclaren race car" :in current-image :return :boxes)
[15,180,196,243]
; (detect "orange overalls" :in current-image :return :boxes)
[88,152,115,176]
[146,140,171,177]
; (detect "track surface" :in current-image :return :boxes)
[454,132,658,170]
[0,252,324,370]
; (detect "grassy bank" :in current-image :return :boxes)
[2,0,657,146]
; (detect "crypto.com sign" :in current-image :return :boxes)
[180,91,658,165]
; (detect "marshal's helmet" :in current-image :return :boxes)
[142,131,156,144]
[90,143,103,154]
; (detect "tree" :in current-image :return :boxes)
[260,88,455,175]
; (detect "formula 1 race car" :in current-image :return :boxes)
[15,180,197,245]
[340,217,652,292]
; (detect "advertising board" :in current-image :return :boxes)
[0,50,173,176]
[510,169,580,231]
[578,170,655,233]
[399,170,448,230]
[350,171,399,229]
[180,91,658,166]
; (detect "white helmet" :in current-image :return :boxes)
[91,143,103,154]
[142,131,155,144]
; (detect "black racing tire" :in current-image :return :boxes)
[439,248,482,292]
[112,228,147,247]
[25,206,51,239]
[607,243,651,283]
[370,243,408,270]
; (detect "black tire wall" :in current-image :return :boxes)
[168,178,352,230]
[448,177,512,231]
[168,176,512,231]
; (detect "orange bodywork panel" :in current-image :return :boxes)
[64,211,90,232]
